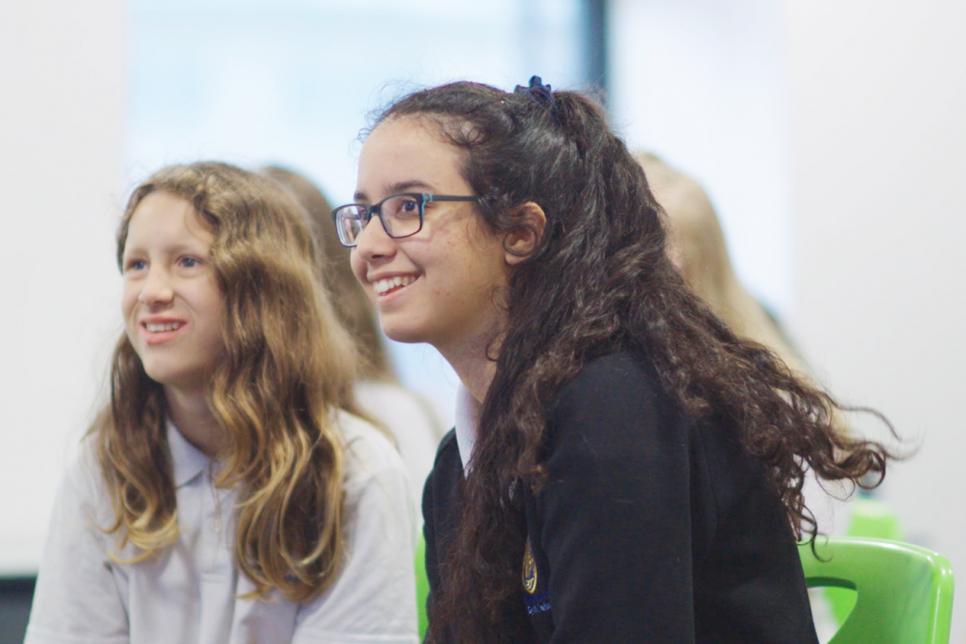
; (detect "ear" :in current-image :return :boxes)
[502,201,547,265]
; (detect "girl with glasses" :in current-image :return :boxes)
[27,162,417,643]
[263,164,446,523]
[345,78,896,643]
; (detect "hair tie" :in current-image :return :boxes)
[514,75,555,111]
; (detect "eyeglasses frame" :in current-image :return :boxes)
[331,192,480,248]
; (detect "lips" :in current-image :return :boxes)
[139,317,188,345]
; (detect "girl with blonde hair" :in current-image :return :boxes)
[27,162,417,643]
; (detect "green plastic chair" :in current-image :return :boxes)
[799,537,955,643]
[415,534,429,640]
[826,492,906,624]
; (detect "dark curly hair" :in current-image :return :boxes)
[375,81,897,643]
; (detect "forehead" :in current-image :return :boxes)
[125,191,212,248]
[356,116,468,199]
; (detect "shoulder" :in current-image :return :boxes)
[36,435,119,564]
[59,436,112,519]
[334,410,408,491]
[355,380,423,412]
[295,412,418,641]
[354,381,443,440]
[550,350,670,425]
[353,380,444,467]
[65,434,101,484]
[27,437,132,644]
[542,351,690,469]
[555,351,660,401]
[336,411,403,476]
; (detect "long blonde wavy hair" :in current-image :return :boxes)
[93,161,360,602]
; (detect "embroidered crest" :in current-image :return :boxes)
[522,539,538,594]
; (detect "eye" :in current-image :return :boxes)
[383,195,422,222]
[178,256,203,269]
[388,196,421,218]
[124,258,147,272]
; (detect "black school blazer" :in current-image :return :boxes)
[422,351,818,643]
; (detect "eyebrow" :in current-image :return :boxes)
[354,179,436,202]
[122,241,209,260]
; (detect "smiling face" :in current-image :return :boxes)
[350,116,511,355]
[121,191,224,394]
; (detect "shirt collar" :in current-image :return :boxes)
[454,384,480,474]
[166,418,209,488]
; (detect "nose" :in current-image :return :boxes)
[353,215,397,263]
[138,267,174,307]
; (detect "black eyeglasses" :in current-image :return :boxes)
[331,192,480,247]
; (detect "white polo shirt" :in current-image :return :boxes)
[26,411,417,644]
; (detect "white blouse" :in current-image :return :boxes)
[26,412,417,644]
[453,384,480,473]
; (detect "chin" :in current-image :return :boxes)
[141,366,180,387]
[381,327,428,345]
[379,317,433,346]
[140,360,203,390]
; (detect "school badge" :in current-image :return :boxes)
[522,539,538,594]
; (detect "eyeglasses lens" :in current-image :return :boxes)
[338,206,366,245]
[381,195,422,238]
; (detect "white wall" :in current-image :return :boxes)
[612,0,965,639]
[783,1,966,638]
[609,0,792,315]
[0,0,125,573]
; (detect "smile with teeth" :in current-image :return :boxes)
[373,274,418,296]
[144,321,184,333]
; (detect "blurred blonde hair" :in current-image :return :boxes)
[95,161,360,602]
[261,165,393,381]
[637,152,807,376]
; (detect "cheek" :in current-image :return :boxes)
[198,282,225,329]
[349,252,369,289]
[121,282,139,319]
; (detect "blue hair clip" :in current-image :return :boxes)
[514,75,555,111]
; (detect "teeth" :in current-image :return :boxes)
[145,322,183,333]
[373,275,417,295]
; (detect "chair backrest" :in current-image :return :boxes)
[799,537,955,644]
[825,494,906,624]
[415,534,429,640]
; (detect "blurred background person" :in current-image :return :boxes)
[263,165,445,513]
[636,151,864,486]
[637,152,807,377]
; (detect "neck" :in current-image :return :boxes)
[164,385,221,457]
[437,330,501,406]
